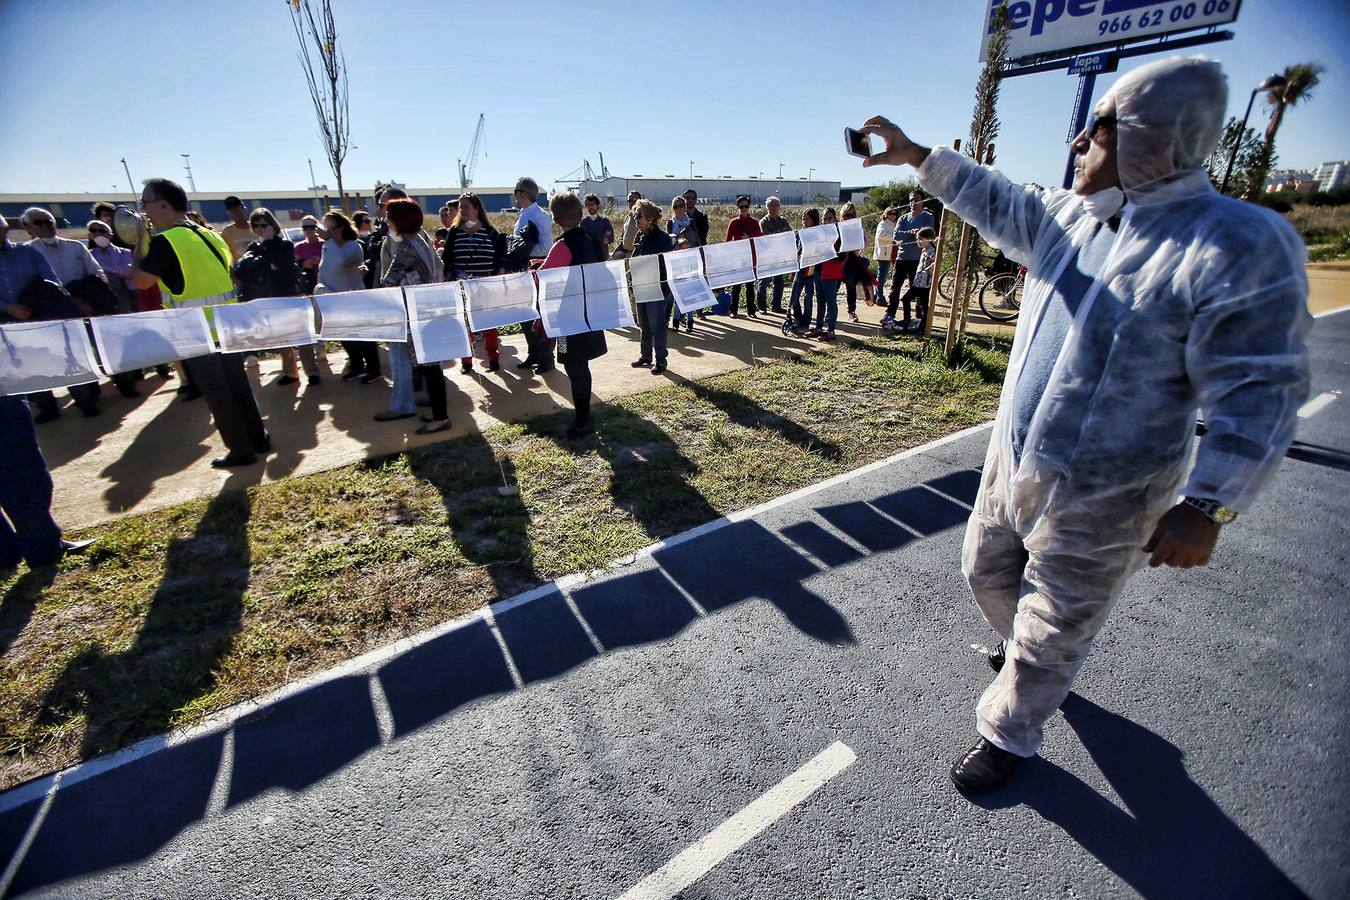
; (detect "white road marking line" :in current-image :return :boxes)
[0,772,62,895]
[1298,391,1338,418]
[367,673,395,746]
[205,728,235,817]
[616,741,856,900]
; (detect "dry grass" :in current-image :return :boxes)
[0,332,1010,790]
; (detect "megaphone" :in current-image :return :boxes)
[113,206,151,259]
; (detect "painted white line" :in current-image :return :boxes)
[1298,391,1338,418]
[616,741,857,900]
[0,421,990,814]
[367,673,395,746]
[1313,304,1350,319]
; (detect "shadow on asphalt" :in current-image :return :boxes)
[0,464,985,894]
[971,693,1305,898]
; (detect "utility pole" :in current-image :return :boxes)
[308,157,321,209]
[121,158,135,196]
[778,162,784,179]
[689,160,694,179]
[180,154,197,192]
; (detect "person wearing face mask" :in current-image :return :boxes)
[131,177,270,468]
[579,193,614,259]
[21,208,106,288]
[860,56,1312,794]
[667,196,699,332]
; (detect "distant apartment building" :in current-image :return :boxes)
[1313,160,1349,192]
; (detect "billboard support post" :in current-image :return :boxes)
[1062,72,1097,189]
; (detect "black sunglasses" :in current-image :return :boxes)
[1084,114,1117,139]
[302,224,317,230]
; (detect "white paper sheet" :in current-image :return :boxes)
[751,232,799,278]
[535,266,589,338]
[0,320,103,396]
[314,287,408,342]
[404,282,472,363]
[798,224,841,269]
[627,255,666,304]
[701,240,756,289]
[89,307,215,373]
[581,261,636,330]
[462,271,540,332]
[661,247,704,282]
[838,218,866,253]
[212,296,318,353]
[669,276,717,314]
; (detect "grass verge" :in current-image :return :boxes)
[0,332,1009,790]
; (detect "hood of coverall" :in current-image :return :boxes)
[1101,56,1227,203]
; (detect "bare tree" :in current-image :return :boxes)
[287,0,351,211]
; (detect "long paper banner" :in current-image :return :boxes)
[315,287,407,342]
[0,320,103,395]
[581,261,637,331]
[463,271,539,332]
[702,240,756,289]
[214,296,317,353]
[2,220,902,396]
[535,265,588,338]
[798,224,841,269]
[90,308,215,374]
[405,282,472,363]
[750,232,799,278]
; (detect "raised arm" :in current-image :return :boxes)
[861,116,1052,262]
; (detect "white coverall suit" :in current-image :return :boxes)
[916,57,1312,757]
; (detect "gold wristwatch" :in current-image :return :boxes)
[1183,496,1238,525]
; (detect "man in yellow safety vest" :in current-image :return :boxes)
[131,177,270,468]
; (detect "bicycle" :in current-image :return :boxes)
[977,269,1024,322]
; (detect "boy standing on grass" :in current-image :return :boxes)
[883,226,936,333]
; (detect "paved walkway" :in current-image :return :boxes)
[3,309,1344,898]
[36,262,1350,530]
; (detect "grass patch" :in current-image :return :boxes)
[0,331,1009,789]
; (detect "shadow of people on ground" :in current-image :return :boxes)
[37,483,252,759]
[0,568,57,658]
[972,693,1306,898]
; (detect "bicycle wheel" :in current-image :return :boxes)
[938,267,957,302]
[978,273,1022,322]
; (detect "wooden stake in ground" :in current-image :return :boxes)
[923,138,960,341]
[944,221,976,361]
[950,143,997,357]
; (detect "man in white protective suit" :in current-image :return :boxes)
[859,56,1312,793]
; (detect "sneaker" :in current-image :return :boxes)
[534,363,554,374]
[804,328,822,338]
[516,357,538,370]
[360,372,383,384]
[307,372,321,385]
[685,320,694,333]
[341,369,365,382]
[460,363,473,375]
[849,313,860,323]
[486,359,500,372]
[818,332,836,342]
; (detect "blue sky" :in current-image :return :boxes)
[0,0,1346,195]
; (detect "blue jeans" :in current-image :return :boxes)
[789,270,819,329]
[385,341,416,415]
[876,260,892,297]
[816,279,841,332]
[0,397,62,568]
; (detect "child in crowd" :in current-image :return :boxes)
[883,226,936,334]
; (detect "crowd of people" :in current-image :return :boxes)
[1,177,945,452]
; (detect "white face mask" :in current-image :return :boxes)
[93,235,111,248]
[586,212,600,220]
[1081,186,1126,222]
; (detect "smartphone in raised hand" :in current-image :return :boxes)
[844,127,873,159]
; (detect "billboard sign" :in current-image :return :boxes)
[1067,52,1118,75]
[981,0,1241,62]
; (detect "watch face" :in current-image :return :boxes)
[1213,506,1238,525]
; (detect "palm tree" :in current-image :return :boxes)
[1243,63,1324,200]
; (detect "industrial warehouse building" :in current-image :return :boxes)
[576,175,843,208]
[0,186,520,226]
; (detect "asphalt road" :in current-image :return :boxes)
[2,311,1347,899]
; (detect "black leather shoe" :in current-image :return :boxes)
[32,409,60,425]
[950,738,1023,793]
[534,363,554,374]
[989,640,1006,673]
[631,358,651,368]
[210,452,259,469]
[516,357,538,370]
[651,362,666,374]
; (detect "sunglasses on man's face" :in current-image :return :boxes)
[1084,114,1117,140]
[302,225,317,230]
